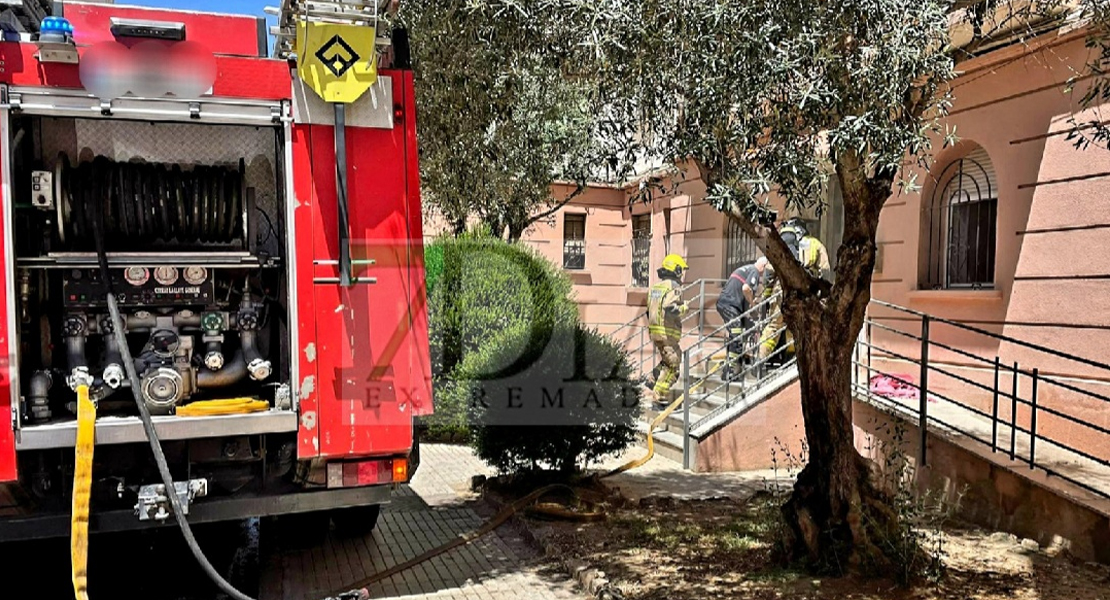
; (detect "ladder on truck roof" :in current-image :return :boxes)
[267,0,398,59]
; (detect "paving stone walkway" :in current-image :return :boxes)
[593,447,789,502]
[260,444,582,600]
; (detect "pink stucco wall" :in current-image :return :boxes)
[861,30,1110,467]
[875,31,1110,375]
[514,176,730,344]
[694,380,807,472]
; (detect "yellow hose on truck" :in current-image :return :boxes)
[71,383,95,600]
[176,398,270,417]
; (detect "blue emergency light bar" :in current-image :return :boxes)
[39,16,74,43]
[41,16,73,34]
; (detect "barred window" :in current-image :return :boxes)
[631,214,651,287]
[724,216,759,277]
[923,147,997,289]
[563,214,586,270]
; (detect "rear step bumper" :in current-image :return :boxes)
[0,484,391,542]
[15,410,298,450]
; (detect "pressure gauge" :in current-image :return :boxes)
[124,267,149,286]
[183,266,208,285]
[153,266,179,286]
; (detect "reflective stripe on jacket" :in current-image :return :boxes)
[648,279,684,340]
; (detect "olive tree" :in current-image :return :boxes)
[399,1,618,240]
[580,0,960,572]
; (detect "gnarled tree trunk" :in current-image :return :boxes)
[717,151,906,573]
[777,158,901,573]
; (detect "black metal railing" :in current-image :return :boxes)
[563,240,585,270]
[631,237,650,288]
[854,300,1110,500]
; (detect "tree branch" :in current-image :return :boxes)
[722,204,830,297]
[525,183,588,226]
[691,157,829,298]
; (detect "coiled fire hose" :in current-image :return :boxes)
[323,359,727,599]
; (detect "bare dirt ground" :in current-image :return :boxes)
[530,492,1110,600]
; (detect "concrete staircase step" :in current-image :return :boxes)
[633,422,686,464]
[640,409,695,435]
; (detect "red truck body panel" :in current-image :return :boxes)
[0,42,291,100]
[0,1,433,483]
[0,126,13,483]
[293,71,433,459]
[62,3,265,58]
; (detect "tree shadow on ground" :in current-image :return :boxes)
[531,492,1110,600]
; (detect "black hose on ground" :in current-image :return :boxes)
[90,192,257,600]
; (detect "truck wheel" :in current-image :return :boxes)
[330,504,382,537]
[271,510,330,548]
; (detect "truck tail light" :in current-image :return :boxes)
[326,458,407,488]
[392,458,408,483]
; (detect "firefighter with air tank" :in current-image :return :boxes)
[715,256,768,381]
[757,218,832,370]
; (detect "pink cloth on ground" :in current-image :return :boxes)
[868,373,937,403]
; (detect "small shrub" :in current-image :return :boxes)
[423,238,445,296]
[445,322,642,475]
[421,234,579,441]
[866,418,962,585]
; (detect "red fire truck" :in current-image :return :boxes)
[0,0,433,543]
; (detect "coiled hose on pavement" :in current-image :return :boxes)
[324,359,725,599]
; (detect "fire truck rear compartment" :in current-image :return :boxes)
[7,115,298,504]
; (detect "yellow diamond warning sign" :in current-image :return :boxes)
[295,22,378,104]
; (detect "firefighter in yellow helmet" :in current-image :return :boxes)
[757,219,832,372]
[647,254,689,407]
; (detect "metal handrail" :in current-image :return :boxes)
[674,292,797,468]
[610,278,709,340]
[870,299,1110,373]
[857,301,1110,500]
[630,285,1110,498]
[616,278,739,378]
[613,277,803,470]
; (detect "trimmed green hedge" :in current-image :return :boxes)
[447,322,642,475]
[421,234,580,442]
[424,240,445,297]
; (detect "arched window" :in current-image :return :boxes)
[923,147,997,289]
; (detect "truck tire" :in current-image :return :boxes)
[270,510,330,548]
[330,504,382,537]
[410,425,422,478]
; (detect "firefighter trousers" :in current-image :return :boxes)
[652,337,681,400]
[716,303,751,368]
[758,306,794,364]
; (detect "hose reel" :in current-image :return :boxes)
[54,153,247,249]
